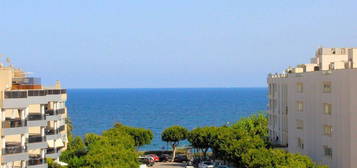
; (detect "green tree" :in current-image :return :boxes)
[107,123,154,147]
[188,127,218,158]
[161,126,188,162]
[83,133,139,168]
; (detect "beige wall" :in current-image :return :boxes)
[282,69,357,168]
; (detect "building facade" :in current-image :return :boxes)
[268,48,357,168]
[0,62,68,168]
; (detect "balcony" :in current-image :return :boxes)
[28,114,46,127]
[28,155,47,168]
[12,77,42,90]
[2,119,28,135]
[45,128,60,140]
[46,148,60,159]
[3,89,67,106]
[3,91,28,108]
[27,135,47,150]
[2,142,29,163]
[45,109,63,121]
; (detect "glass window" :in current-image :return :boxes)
[323,125,332,136]
[323,82,332,93]
[324,103,332,115]
[296,120,304,130]
[297,137,304,149]
[297,101,304,112]
[323,146,332,158]
[297,82,303,93]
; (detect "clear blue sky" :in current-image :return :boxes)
[0,0,356,88]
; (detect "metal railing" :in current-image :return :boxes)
[58,125,65,132]
[4,89,66,99]
[2,145,27,155]
[45,128,58,135]
[28,155,45,166]
[46,148,59,154]
[4,91,27,98]
[28,114,44,121]
[45,108,65,116]
[45,109,55,116]
[57,108,65,114]
[2,119,27,128]
[28,135,45,143]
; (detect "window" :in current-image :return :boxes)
[296,120,304,130]
[297,137,304,149]
[297,82,303,93]
[297,101,304,112]
[323,125,333,136]
[324,103,332,115]
[323,82,332,93]
[323,146,332,159]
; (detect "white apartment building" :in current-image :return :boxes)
[268,48,357,168]
[0,62,68,168]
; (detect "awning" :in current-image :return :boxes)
[55,139,64,147]
[47,139,64,148]
[47,140,55,148]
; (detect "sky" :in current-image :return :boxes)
[0,0,357,88]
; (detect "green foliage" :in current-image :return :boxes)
[161,125,188,144]
[60,123,152,168]
[188,127,218,157]
[241,148,328,168]
[161,125,189,161]
[104,123,154,147]
[184,113,327,168]
[47,158,64,168]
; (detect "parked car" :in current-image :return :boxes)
[146,154,159,162]
[198,161,215,168]
[174,154,189,162]
[159,154,171,162]
[138,157,155,167]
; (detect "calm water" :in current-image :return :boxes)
[67,88,267,150]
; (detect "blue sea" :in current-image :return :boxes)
[66,88,267,151]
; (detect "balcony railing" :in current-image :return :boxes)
[13,77,41,85]
[2,143,27,155]
[4,89,66,99]
[3,119,27,128]
[46,148,59,154]
[45,129,58,135]
[28,135,45,143]
[45,108,65,116]
[57,108,65,115]
[28,155,45,166]
[4,91,27,99]
[58,125,65,132]
[45,109,55,116]
[28,114,44,121]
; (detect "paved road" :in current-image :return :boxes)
[152,162,185,168]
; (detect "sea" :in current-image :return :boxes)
[66,88,267,151]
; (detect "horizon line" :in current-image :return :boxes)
[66,86,268,89]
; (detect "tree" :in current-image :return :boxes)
[60,123,148,168]
[188,127,218,158]
[105,123,154,147]
[161,126,188,162]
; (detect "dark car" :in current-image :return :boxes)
[174,154,189,162]
[159,154,171,162]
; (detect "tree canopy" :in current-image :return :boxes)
[161,125,188,161]
[59,123,153,168]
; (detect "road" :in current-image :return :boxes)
[152,162,185,168]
